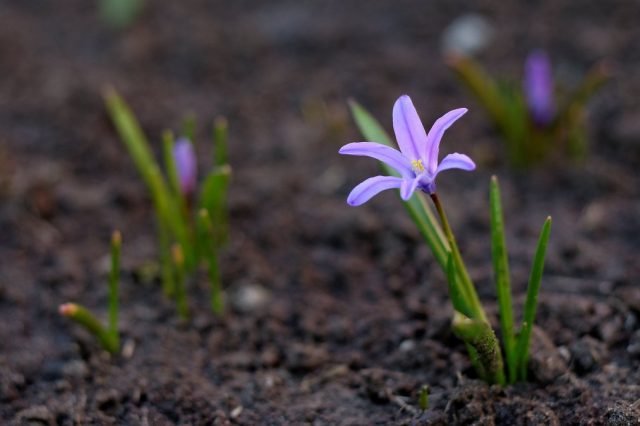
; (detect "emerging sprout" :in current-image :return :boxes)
[105,89,230,317]
[447,50,610,166]
[173,138,198,198]
[524,50,556,126]
[60,230,122,354]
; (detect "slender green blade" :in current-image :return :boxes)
[104,89,165,192]
[172,244,189,319]
[158,219,175,297]
[108,231,121,348]
[182,113,197,143]
[105,89,194,268]
[213,117,229,167]
[446,55,506,130]
[515,216,552,381]
[199,165,231,247]
[60,303,118,354]
[489,176,516,383]
[560,61,610,119]
[348,100,449,267]
[162,131,180,197]
[197,209,224,314]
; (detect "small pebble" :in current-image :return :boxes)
[441,14,494,56]
[399,339,416,353]
[230,283,271,313]
[16,405,54,425]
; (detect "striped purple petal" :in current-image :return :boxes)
[173,138,197,196]
[435,153,476,174]
[392,95,428,161]
[524,50,555,126]
[425,108,468,174]
[339,142,413,178]
[347,175,403,206]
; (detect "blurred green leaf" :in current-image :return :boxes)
[100,0,144,30]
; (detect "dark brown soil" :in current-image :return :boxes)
[2,1,640,424]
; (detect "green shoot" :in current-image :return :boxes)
[447,53,610,167]
[60,230,122,354]
[515,217,552,381]
[489,177,516,383]
[105,89,231,316]
[418,385,430,411]
[172,244,189,320]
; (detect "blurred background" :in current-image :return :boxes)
[1,0,640,422]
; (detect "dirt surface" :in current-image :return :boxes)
[2,0,640,424]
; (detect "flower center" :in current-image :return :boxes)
[411,159,425,173]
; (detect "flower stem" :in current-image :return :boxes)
[430,193,486,322]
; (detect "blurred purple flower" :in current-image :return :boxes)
[524,50,556,126]
[173,138,197,196]
[339,95,475,206]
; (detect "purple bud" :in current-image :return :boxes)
[173,138,197,196]
[524,50,556,126]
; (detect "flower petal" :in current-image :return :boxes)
[173,138,198,195]
[425,108,468,174]
[400,176,421,200]
[435,153,476,174]
[392,95,427,161]
[524,50,555,125]
[346,175,403,206]
[339,142,413,178]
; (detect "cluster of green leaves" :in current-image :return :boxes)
[105,89,230,318]
[447,54,609,167]
[350,102,551,385]
[60,231,122,354]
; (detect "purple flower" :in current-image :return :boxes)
[173,138,197,196]
[524,50,556,126]
[339,95,475,206]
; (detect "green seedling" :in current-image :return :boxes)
[60,230,122,354]
[447,51,610,167]
[104,89,231,316]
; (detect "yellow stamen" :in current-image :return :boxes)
[411,159,425,173]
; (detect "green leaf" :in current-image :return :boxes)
[182,113,197,144]
[489,176,516,383]
[199,165,231,247]
[108,230,121,348]
[60,303,118,354]
[515,216,552,381]
[162,131,180,197]
[100,0,144,30]
[197,209,224,314]
[172,244,189,320]
[446,55,507,131]
[213,117,229,167]
[560,61,611,118]
[104,89,193,268]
